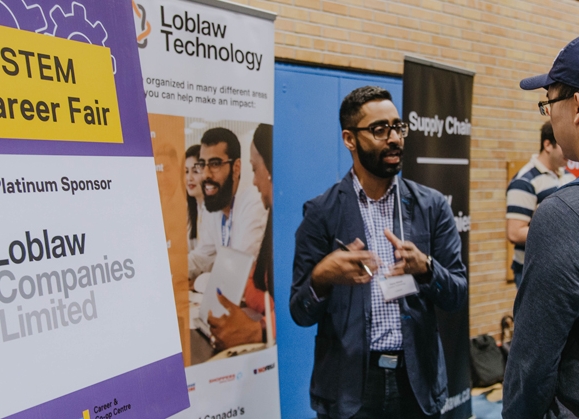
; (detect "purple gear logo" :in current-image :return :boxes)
[48,2,116,73]
[0,0,47,32]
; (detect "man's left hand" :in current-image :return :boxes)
[383,228,430,279]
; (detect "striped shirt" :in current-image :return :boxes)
[506,155,575,272]
[351,171,403,351]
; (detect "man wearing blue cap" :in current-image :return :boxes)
[503,37,579,419]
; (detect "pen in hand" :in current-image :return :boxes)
[335,238,373,277]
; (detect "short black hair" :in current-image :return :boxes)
[540,120,556,152]
[339,86,393,130]
[185,144,201,240]
[550,81,578,102]
[200,127,240,160]
[185,144,200,160]
[252,124,273,177]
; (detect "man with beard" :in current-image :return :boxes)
[290,86,467,419]
[188,127,267,281]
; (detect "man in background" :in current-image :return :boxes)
[188,127,267,281]
[503,36,579,419]
[506,120,574,288]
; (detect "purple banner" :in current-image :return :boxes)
[0,0,152,157]
[5,353,189,419]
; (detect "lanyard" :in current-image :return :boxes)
[221,197,235,247]
[366,176,404,257]
[395,176,404,243]
[377,177,418,301]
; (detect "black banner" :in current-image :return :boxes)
[402,57,473,419]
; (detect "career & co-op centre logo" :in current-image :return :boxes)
[132,1,151,48]
[0,5,122,144]
[80,410,90,419]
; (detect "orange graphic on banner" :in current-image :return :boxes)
[149,114,190,366]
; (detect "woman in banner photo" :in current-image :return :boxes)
[207,123,275,351]
[184,144,205,251]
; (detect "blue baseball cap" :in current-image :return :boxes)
[520,36,579,91]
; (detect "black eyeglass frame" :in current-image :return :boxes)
[192,158,234,174]
[538,93,576,116]
[346,122,409,140]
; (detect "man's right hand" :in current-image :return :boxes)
[311,238,378,297]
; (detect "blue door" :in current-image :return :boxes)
[273,63,402,418]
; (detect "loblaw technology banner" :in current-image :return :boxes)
[133,0,281,417]
[0,1,189,418]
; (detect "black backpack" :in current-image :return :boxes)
[470,334,505,388]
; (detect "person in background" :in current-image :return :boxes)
[506,120,574,288]
[207,124,275,351]
[503,36,579,419]
[184,144,205,251]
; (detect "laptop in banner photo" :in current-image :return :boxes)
[197,246,255,337]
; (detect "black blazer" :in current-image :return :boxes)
[290,173,467,419]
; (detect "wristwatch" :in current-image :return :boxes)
[425,255,433,274]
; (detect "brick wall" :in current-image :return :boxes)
[229,0,579,339]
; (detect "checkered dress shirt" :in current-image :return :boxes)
[351,171,403,351]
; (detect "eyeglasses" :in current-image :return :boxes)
[538,93,576,116]
[193,159,233,174]
[347,122,409,140]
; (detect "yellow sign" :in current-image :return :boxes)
[0,25,123,143]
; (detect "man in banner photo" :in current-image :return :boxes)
[291,86,467,419]
[188,127,267,281]
[207,123,275,352]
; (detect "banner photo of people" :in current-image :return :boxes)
[403,57,474,419]
[134,0,280,417]
[0,1,189,418]
[566,160,579,177]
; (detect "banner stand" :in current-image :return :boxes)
[403,56,475,419]
[135,0,280,417]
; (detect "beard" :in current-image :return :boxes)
[355,137,403,179]
[203,170,234,212]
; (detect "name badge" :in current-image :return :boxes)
[379,274,419,302]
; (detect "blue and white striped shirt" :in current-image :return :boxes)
[506,155,575,271]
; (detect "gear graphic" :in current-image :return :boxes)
[0,0,47,32]
[49,2,116,73]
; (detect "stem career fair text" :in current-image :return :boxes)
[0,47,113,126]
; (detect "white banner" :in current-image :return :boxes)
[134,0,280,417]
[137,0,274,123]
[0,1,189,417]
[0,154,186,418]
